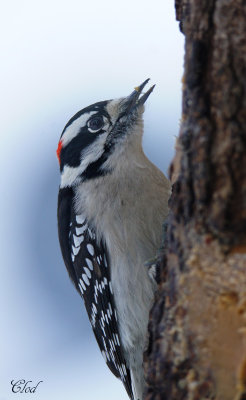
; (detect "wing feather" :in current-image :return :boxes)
[58,190,133,399]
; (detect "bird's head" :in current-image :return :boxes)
[57,79,155,188]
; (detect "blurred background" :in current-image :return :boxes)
[0,1,184,399]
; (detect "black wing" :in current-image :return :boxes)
[57,188,133,399]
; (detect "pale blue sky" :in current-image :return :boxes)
[0,1,184,399]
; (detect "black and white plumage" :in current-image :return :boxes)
[57,79,170,400]
[58,187,133,398]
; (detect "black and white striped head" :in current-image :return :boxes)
[57,79,155,188]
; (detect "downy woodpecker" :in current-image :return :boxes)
[57,79,170,400]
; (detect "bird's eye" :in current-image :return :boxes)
[87,116,104,132]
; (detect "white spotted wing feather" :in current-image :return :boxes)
[69,213,133,399]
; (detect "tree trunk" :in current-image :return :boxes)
[144,1,246,399]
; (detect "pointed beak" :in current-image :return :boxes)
[105,79,155,149]
[122,78,155,116]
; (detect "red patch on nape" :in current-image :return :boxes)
[56,140,63,164]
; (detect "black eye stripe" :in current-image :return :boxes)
[60,101,110,137]
[59,102,113,173]
[60,127,96,171]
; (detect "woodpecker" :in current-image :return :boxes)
[57,79,170,400]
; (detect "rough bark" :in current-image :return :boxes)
[144,1,246,399]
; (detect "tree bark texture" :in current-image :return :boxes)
[144,1,246,399]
